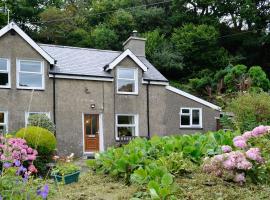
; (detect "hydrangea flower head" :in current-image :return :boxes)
[242,131,252,140]
[221,145,232,153]
[233,138,247,149]
[252,125,268,137]
[234,173,246,184]
[246,148,264,163]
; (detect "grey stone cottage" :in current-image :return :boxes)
[0,22,221,156]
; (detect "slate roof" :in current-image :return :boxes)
[39,44,168,82]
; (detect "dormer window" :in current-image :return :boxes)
[17,59,44,90]
[0,58,10,88]
[117,68,138,94]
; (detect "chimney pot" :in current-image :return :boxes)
[132,30,138,37]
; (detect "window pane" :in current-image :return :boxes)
[118,69,134,79]
[192,110,200,125]
[19,73,42,88]
[118,127,135,137]
[182,109,190,114]
[91,115,98,135]
[0,113,4,123]
[118,116,134,124]
[181,115,190,125]
[0,125,5,135]
[118,79,135,92]
[85,114,91,135]
[0,73,8,86]
[0,59,7,71]
[20,61,41,72]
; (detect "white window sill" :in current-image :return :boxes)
[117,92,138,95]
[0,86,11,89]
[180,126,203,129]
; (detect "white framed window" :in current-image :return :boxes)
[115,114,138,140]
[17,59,44,90]
[180,108,202,128]
[117,68,138,94]
[0,111,8,135]
[25,112,50,126]
[0,58,11,88]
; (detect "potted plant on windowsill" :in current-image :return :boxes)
[51,162,80,184]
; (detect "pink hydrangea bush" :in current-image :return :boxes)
[0,136,38,174]
[203,125,270,184]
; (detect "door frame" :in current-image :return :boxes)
[82,113,104,154]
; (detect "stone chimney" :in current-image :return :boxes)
[123,30,146,57]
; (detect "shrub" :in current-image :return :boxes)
[16,126,57,176]
[16,126,56,155]
[203,125,270,184]
[28,114,55,133]
[226,92,270,132]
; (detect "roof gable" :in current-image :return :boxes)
[105,49,148,72]
[0,22,55,64]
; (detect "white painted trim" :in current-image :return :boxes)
[0,111,8,134]
[16,59,45,90]
[0,58,11,88]
[106,49,148,72]
[166,85,221,111]
[49,74,113,82]
[116,67,138,95]
[25,112,51,127]
[115,114,139,140]
[142,80,169,86]
[99,114,104,152]
[82,113,104,154]
[179,108,202,128]
[0,22,55,64]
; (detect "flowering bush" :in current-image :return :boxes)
[203,125,270,184]
[0,137,49,199]
[0,136,38,172]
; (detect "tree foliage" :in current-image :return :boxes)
[0,0,269,95]
[226,92,270,132]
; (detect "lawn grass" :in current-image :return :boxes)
[50,172,137,200]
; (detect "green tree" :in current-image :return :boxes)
[90,25,118,50]
[171,24,229,75]
[224,64,248,92]
[248,66,270,91]
[226,92,270,132]
[109,9,135,47]
[145,30,184,78]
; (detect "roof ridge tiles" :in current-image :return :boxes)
[38,43,122,54]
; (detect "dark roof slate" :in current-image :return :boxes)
[39,44,168,81]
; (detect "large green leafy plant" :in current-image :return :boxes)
[87,130,238,199]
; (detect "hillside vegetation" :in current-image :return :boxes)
[0,0,269,102]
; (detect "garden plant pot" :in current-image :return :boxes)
[52,171,80,184]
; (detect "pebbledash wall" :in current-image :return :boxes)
[0,32,54,131]
[0,30,220,156]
